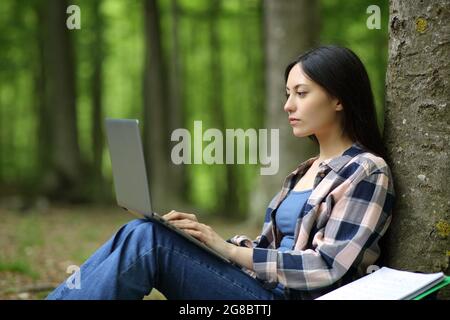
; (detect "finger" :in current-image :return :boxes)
[187,222,211,236]
[183,229,205,242]
[164,211,198,222]
[187,213,198,221]
[162,210,176,220]
[197,223,211,233]
[163,210,182,221]
[170,219,197,229]
[174,212,197,221]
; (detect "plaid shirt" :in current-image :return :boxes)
[228,142,396,299]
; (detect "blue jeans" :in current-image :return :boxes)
[46,219,286,300]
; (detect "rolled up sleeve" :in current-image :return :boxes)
[226,235,259,248]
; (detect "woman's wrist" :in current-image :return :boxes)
[224,243,254,270]
[225,241,237,260]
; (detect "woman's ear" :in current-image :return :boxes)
[335,99,343,111]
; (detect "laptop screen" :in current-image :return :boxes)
[105,119,153,217]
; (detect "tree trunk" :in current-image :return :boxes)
[383,0,449,298]
[207,0,241,218]
[143,0,178,212]
[42,0,83,201]
[167,0,188,202]
[249,0,320,225]
[91,0,105,201]
[34,0,51,185]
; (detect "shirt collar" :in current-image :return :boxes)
[320,141,367,172]
[291,141,367,176]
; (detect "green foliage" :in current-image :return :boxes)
[320,0,389,133]
[0,0,389,218]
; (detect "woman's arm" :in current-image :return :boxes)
[228,246,253,270]
[163,210,254,270]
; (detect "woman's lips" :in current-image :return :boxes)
[289,118,300,125]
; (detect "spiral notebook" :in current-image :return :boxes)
[316,267,449,300]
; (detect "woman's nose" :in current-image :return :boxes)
[283,97,296,113]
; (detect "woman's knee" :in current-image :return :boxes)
[128,218,160,243]
[114,218,153,244]
[121,218,150,232]
[124,218,181,252]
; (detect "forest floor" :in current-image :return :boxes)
[0,205,259,300]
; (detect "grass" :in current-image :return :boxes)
[0,204,260,300]
[0,259,39,279]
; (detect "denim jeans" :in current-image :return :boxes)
[46,218,286,300]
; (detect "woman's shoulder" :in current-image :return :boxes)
[344,149,393,181]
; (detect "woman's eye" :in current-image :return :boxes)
[297,91,307,97]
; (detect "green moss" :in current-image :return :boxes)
[435,220,450,238]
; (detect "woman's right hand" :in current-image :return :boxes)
[162,210,199,223]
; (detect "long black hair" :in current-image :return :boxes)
[284,45,388,160]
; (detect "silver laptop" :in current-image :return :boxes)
[105,118,231,263]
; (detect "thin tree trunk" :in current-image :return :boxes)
[34,0,51,185]
[383,0,450,298]
[0,82,4,183]
[143,0,176,211]
[207,0,241,218]
[167,0,188,202]
[249,0,320,225]
[42,0,83,200]
[91,0,105,201]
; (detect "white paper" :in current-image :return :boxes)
[316,267,444,300]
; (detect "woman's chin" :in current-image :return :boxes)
[291,127,309,138]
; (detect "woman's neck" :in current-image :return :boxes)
[316,134,355,163]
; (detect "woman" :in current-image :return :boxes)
[47,45,396,300]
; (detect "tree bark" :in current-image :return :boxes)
[249,0,320,225]
[42,0,83,200]
[143,0,179,211]
[207,0,241,218]
[34,0,51,184]
[383,0,449,298]
[167,0,188,202]
[91,0,105,201]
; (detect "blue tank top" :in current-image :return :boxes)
[276,188,312,250]
[272,188,312,295]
